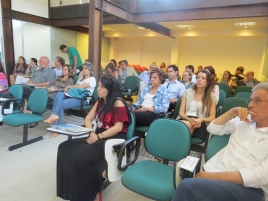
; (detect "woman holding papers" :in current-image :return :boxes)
[43,62,96,138]
[56,74,131,201]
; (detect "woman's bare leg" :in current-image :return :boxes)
[180,120,194,134]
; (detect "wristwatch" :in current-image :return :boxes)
[99,133,105,139]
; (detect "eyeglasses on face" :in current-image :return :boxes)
[247,98,268,105]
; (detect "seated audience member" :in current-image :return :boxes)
[163,65,186,111]
[45,64,74,102]
[54,56,65,77]
[220,70,231,84]
[118,60,138,83]
[21,56,56,99]
[138,63,157,97]
[15,58,39,84]
[172,82,268,201]
[228,66,245,92]
[57,74,130,201]
[10,56,27,85]
[237,70,260,87]
[180,70,195,89]
[0,62,8,92]
[204,66,219,103]
[132,68,170,126]
[186,65,196,83]
[104,63,119,79]
[195,65,203,75]
[178,70,217,141]
[43,62,96,138]
[160,62,167,72]
[110,59,117,67]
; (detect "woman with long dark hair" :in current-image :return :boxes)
[10,56,27,85]
[220,70,231,84]
[104,62,119,79]
[56,74,131,201]
[204,65,219,103]
[178,70,217,141]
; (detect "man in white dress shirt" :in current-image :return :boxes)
[172,82,268,201]
[186,65,196,83]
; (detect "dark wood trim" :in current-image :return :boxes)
[56,26,89,34]
[50,3,89,19]
[52,18,88,26]
[135,22,173,38]
[89,0,103,81]
[2,0,11,9]
[134,3,268,22]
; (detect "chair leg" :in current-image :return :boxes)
[8,124,43,151]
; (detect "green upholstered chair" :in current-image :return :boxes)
[216,90,226,117]
[3,85,24,114]
[235,92,251,100]
[121,119,191,201]
[235,86,252,95]
[220,97,248,115]
[205,134,231,162]
[3,89,48,151]
[217,83,232,97]
[122,76,140,104]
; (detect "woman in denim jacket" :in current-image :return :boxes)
[132,68,170,126]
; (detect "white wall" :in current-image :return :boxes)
[12,0,48,18]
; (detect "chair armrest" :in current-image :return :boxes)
[173,152,202,188]
[79,93,93,110]
[117,136,141,171]
[1,98,25,115]
[131,86,139,95]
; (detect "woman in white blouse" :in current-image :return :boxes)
[178,70,217,141]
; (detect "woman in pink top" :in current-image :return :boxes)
[0,62,8,92]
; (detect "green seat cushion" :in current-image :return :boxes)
[71,105,92,110]
[191,137,204,144]
[3,113,43,126]
[135,126,149,133]
[122,160,174,201]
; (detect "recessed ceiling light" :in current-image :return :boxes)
[235,22,256,26]
[137,26,145,29]
[244,26,247,28]
[176,25,194,28]
[112,30,114,31]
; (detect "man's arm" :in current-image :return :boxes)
[36,82,50,87]
[196,171,243,185]
[73,55,78,73]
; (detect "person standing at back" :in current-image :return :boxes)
[59,45,83,74]
[186,65,196,83]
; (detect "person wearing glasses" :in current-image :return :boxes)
[173,82,268,201]
[21,56,56,99]
[163,65,186,111]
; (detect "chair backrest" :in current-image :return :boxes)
[126,111,135,140]
[236,86,252,94]
[235,92,251,100]
[88,84,99,105]
[8,84,23,107]
[205,134,230,162]
[217,90,226,107]
[172,97,182,119]
[217,83,231,97]
[28,89,48,114]
[145,119,191,161]
[124,76,140,93]
[221,97,248,115]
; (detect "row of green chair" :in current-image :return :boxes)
[217,83,252,97]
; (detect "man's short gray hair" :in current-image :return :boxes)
[252,82,268,95]
[40,56,50,64]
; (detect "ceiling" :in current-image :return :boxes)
[100,17,268,32]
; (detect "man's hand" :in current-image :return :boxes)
[73,67,77,74]
[170,98,178,103]
[27,80,35,84]
[86,132,98,144]
[232,107,255,123]
[196,172,217,180]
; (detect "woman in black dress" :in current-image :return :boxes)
[57,74,131,201]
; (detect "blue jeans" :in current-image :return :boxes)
[52,92,88,124]
[172,178,263,201]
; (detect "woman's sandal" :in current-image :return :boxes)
[28,123,38,128]
[154,156,163,163]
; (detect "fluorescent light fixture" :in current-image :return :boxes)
[136,26,145,29]
[176,25,194,28]
[235,22,256,26]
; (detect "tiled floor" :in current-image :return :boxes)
[0,122,153,201]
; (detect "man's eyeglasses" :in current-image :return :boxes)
[247,98,268,105]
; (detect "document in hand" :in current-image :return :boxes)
[49,124,93,133]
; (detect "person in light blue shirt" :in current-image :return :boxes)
[132,68,170,126]
[163,65,186,111]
